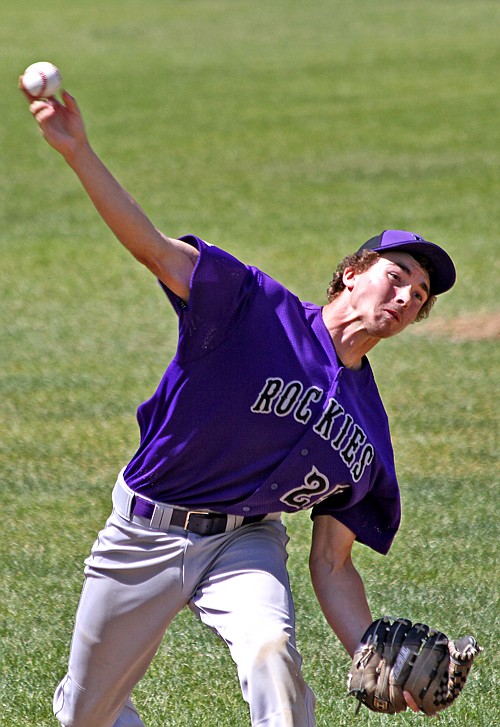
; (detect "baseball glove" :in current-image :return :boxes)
[347,617,482,716]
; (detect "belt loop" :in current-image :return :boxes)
[151,504,173,529]
[112,469,135,520]
[225,514,244,531]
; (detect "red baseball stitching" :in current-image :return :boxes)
[39,71,48,95]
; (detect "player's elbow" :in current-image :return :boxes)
[309,549,353,584]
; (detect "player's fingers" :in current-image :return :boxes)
[30,96,66,116]
[403,691,420,713]
[61,90,79,112]
[29,99,50,114]
[29,100,59,127]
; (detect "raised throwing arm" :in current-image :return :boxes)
[26,91,198,301]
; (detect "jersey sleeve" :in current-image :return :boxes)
[159,235,257,361]
[311,468,401,555]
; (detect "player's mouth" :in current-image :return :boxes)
[384,308,401,323]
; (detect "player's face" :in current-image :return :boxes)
[345,251,430,338]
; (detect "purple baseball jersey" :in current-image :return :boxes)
[123,236,401,554]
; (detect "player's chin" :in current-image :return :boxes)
[369,318,408,339]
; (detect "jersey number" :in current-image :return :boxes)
[280,467,330,510]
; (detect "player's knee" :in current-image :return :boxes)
[238,631,313,723]
[244,630,302,682]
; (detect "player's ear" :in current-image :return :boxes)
[342,267,357,291]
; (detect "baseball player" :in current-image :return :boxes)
[25,91,470,727]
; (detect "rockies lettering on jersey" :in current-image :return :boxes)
[251,377,374,484]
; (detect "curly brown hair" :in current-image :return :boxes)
[326,249,436,322]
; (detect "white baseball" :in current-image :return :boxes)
[22,61,62,98]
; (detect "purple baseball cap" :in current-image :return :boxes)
[358,229,456,295]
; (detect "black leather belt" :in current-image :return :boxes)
[131,495,265,536]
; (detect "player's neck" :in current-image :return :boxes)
[322,300,380,370]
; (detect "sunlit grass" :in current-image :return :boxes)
[1,1,498,724]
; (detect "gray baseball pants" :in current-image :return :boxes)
[53,475,316,726]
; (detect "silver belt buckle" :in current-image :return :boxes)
[183,510,210,530]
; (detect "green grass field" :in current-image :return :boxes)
[1,1,499,724]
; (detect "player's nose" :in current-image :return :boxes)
[395,286,412,307]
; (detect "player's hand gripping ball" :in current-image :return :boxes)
[347,617,482,716]
[21,61,62,98]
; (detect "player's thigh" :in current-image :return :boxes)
[190,521,296,645]
[68,513,192,689]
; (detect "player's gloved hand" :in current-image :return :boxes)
[347,617,482,716]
